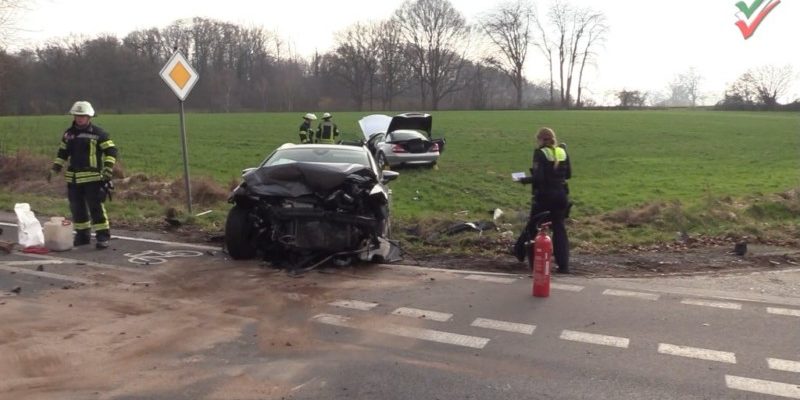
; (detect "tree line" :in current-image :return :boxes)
[0,0,614,115]
[0,0,795,115]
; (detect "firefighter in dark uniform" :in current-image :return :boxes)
[515,127,571,273]
[299,113,317,143]
[48,101,118,249]
[316,112,340,144]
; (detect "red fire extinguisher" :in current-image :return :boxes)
[532,222,552,297]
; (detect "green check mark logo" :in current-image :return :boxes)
[734,0,780,39]
[735,0,764,18]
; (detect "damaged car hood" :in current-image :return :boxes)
[243,162,377,198]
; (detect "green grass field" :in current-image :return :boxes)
[1,110,798,249]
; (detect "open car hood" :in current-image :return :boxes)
[358,114,392,140]
[387,113,432,136]
[243,162,377,198]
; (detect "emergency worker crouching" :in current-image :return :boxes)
[48,101,118,249]
[316,112,340,144]
[515,127,572,273]
[299,113,317,143]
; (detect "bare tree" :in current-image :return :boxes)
[329,23,380,111]
[544,1,606,108]
[532,6,555,105]
[720,65,794,109]
[394,0,471,110]
[375,19,412,110]
[749,64,794,106]
[574,12,606,107]
[663,67,702,107]
[0,0,26,48]
[616,89,646,108]
[480,0,534,109]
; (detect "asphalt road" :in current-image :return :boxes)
[1,221,799,400]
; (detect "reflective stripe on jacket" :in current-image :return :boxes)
[54,123,118,184]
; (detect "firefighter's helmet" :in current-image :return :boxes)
[304,113,317,120]
[69,101,95,117]
[322,112,332,119]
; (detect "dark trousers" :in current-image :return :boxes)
[67,182,110,241]
[528,190,570,271]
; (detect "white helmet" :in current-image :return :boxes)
[304,113,317,120]
[69,101,95,117]
[322,112,332,119]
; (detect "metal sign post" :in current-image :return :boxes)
[159,51,199,215]
[178,100,192,214]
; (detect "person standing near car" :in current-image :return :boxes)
[299,113,316,143]
[316,112,340,144]
[516,127,571,273]
[48,101,118,249]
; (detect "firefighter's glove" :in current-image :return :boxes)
[101,168,113,181]
[48,164,62,182]
[100,180,114,202]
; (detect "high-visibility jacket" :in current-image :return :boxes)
[53,123,118,184]
[520,145,570,195]
[316,121,339,144]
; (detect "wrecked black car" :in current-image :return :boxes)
[225,143,400,271]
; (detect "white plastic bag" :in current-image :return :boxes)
[14,203,45,248]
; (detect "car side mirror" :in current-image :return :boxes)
[381,170,399,183]
[242,167,256,176]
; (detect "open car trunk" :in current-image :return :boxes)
[359,113,446,153]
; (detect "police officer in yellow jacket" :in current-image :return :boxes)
[49,101,118,249]
[515,127,571,273]
[299,113,317,143]
[316,112,340,144]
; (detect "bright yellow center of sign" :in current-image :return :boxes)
[169,63,191,89]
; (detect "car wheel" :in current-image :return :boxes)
[225,205,257,260]
[377,152,389,169]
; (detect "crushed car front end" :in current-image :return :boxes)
[225,146,398,271]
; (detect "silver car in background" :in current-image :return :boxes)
[359,113,446,169]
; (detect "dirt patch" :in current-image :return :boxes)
[407,243,800,278]
[0,151,228,206]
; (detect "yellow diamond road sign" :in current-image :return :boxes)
[160,52,199,101]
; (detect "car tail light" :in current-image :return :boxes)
[391,144,407,153]
[429,143,439,152]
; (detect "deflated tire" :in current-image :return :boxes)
[225,205,257,260]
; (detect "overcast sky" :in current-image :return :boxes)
[13,0,800,105]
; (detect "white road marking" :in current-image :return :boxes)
[559,330,630,348]
[471,318,536,335]
[312,313,489,349]
[284,293,309,301]
[658,343,736,364]
[0,265,94,285]
[464,275,516,284]
[18,253,146,274]
[392,307,452,322]
[0,260,63,266]
[329,299,379,311]
[0,222,219,251]
[551,283,584,292]
[681,298,742,310]
[768,358,800,374]
[726,375,800,399]
[768,307,800,318]
[603,289,660,301]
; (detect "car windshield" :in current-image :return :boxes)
[263,147,371,167]
[390,130,427,141]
